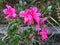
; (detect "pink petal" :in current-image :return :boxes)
[11,8,15,13]
[35,13,41,17]
[19,11,25,17]
[31,7,38,13]
[25,9,31,15]
[41,17,48,23]
[41,35,47,40]
[35,17,40,24]
[5,15,11,19]
[42,25,47,31]
[3,9,8,14]
[28,15,32,20]
[46,30,48,34]
[40,31,47,35]
[12,13,17,18]
[6,5,15,14]
[6,5,11,9]
[28,15,34,24]
[29,19,34,24]
[24,17,28,23]
[29,33,33,38]
[7,8,15,15]
[35,24,40,31]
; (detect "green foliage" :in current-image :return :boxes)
[20,28,33,42]
[20,27,40,43]
[1,19,21,45]
[0,39,6,45]
[6,19,20,45]
[10,35,20,45]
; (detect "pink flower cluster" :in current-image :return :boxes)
[3,5,48,41]
[38,25,48,40]
[19,7,48,31]
[3,5,17,19]
[19,7,41,24]
[29,25,48,40]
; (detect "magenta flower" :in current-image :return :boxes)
[19,7,41,24]
[29,33,33,38]
[3,5,17,19]
[38,25,48,40]
[19,7,48,31]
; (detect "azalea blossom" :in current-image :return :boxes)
[3,5,17,19]
[29,33,33,38]
[19,7,41,30]
[38,25,48,40]
[19,7,48,30]
[19,7,41,24]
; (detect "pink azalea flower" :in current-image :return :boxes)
[3,5,17,19]
[29,33,33,38]
[19,7,48,31]
[38,25,48,40]
[19,7,41,24]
